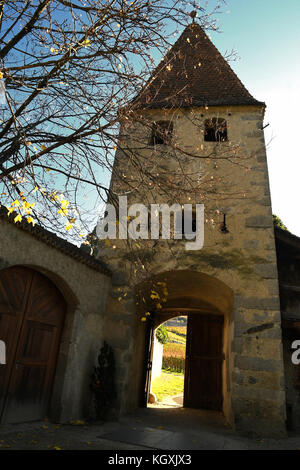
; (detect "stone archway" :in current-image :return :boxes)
[0,266,67,423]
[135,270,234,424]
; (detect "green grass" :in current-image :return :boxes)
[151,371,184,401]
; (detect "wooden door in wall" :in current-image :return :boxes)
[0,266,66,423]
[184,313,224,411]
[142,318,154,407]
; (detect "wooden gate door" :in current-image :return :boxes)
[142,318,154,407]
[0,266,66,423]
[184,314,224,411]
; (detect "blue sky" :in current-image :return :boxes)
[208,0,300,235]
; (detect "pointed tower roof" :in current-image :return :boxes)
[133,23,264,109]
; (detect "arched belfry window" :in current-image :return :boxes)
[204,118,228,142]
[149,120,174,145]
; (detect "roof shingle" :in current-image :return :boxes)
[134,23,264,109]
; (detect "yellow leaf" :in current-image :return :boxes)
[141,317,147,322]
[58,208,68,216]
[61,199,69,209]
[0,72,3,79]
[53,446,61,450]
[14,214,22,223]
[41,144,47,151]
[81,39,91,47]
[65,223,73,231]
[46,168,50,172]
[12,199,20,207]
[27,217,35,225]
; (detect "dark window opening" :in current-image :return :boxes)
[150,121,174,145]
[204,118,228,142]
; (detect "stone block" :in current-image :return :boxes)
[245,215,273,228]
[235,355,283,372]
[243,240,259,250]
[241,114,261,121]
[238,337,282,360]
[234,369,283,391]
[235,295,280,310]
[254,263,278,279]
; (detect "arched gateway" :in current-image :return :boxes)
[136,270,234,421]
[0,266,66,423]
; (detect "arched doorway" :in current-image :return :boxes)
[150,315,187,408]
[136,270,234,423]
[0,266,66,423]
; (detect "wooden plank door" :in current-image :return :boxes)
[0,267,33,417]
[142,318,154,407]
[184,314,224,411]
[0,267,66,423]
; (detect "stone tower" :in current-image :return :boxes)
[99,22,287,437]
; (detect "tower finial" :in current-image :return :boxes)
[190,10,197,23]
